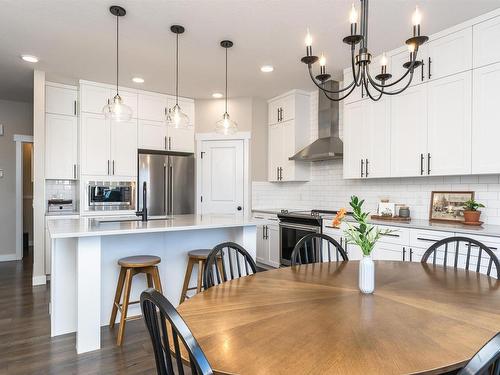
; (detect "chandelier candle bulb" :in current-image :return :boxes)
[412,6,422,36]
[380,53,388,74]
[349,4,358,35]
[305,28,313,56]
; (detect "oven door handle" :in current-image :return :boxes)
[279,222,321,232]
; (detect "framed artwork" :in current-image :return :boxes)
[429,191,474,223]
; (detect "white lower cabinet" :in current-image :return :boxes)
[254,214,280,268]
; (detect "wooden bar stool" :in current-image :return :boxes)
[110,255,163,346]
[180,249,213,304]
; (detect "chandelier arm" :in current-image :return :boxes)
[307,65,357,94]
[363,74,384,101]
[322,79,358,101]
[367,69,415,95]
[365,52,418,89]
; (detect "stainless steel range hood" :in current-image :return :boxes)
[290,80,343,161]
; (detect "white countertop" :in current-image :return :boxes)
[48,213,257,239]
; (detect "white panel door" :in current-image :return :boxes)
[472,62,500,174]
[268,224,280,266]
[46,85,77,116]
[426,28,472,81]
[268,123,282,181]
[201,140,244,214]
[138,93,167,122]
[281,95,295,122]
[390,84,428,177]
[268,100,281,125]
[473,16,500,68]
[256,224,268,264]
[280,120,296,181]
[366,98,391,178]
[167,127,195,153]
[81,85,111,114]
[110,119,137,177]
[343,101,366,178]
[81,113,111,176]
[138,120,167,151]
[427,71,472,176]
[45,114,78,179]
[372,242,405,261]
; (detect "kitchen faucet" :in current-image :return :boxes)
[136,181,148,222]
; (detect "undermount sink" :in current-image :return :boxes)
[95,216,173,224]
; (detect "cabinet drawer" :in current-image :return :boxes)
[410,229,454,249]
[452,233,500,252]
[377,225,410,246]
[252,213,278,222]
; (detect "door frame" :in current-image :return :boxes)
[14,134,34,261]
[195,132,251,215]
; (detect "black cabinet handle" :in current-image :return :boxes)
[277,167,279,181]
[421,60,425,81]
[365,158,369,177]
[279,167,283,181]
[382,233,400,238]
[360,159,364,178]
[410,248,413,262]
[428,57,432,79]
[74,100,77,116]
[420,153,424,175]
[417,237,438,243]
[427,153,431,175]
[73,164,77,179]
[403,247,406,261]
[112,160,115,175]
[164,136,167,150]
[107,160,110,175]
[169,137,172,150]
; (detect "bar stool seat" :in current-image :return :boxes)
[179,249,215,304]
[110,255,163,346]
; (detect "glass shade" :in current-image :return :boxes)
[215,112,238,135]
[102,94,133,122]
[166,104,190,128]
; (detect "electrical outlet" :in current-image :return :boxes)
[0,124,3,136]
[0,169,3,178]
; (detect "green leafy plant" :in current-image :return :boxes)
[463,199,485,211]
[343,196,395,256]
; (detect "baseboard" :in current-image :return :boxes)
[0,253,18,262]
[32,275,47,286]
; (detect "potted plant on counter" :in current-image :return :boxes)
[463,199,485,226]
[340,196,394,294]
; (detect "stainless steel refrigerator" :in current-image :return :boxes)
[138,151,195,216]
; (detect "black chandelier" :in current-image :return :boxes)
[301,0,428,101]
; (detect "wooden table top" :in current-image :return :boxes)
[177,261,500,375]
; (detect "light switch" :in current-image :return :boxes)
[0,169,3,178]
[0,124,3,136]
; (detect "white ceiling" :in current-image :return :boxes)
[1,0,500,102]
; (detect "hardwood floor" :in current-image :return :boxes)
[0,257,157,375]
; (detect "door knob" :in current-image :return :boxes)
[237,206,242,211]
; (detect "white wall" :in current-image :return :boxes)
[194,97,268,181]
[0,99,33,259]
[253,91,500,225]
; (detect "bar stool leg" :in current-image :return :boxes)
[146,270,154,288]
[180,258,194,303]
[110,267,126,328]
[152,266,163,294]
[117,268,133,346]
[196,259,204,293]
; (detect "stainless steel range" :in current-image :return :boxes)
[277,209,350,266]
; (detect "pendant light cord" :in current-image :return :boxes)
[225,47,228,114]
[176,33,179,105]
[116,14,119,96]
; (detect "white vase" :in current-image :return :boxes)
[359,255,375,294]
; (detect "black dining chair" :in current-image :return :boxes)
[291,233,348,266]
[203,242,257,289]
[140,288,213,375]
[458,332,500,375]
[421,236,500,279]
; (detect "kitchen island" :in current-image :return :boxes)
[47,214,257,354]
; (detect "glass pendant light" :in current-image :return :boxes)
[102,6,133,122]
[215,40,238,135]
[166,25,190,128]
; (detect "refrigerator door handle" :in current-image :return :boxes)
[168,163,174,215]
[163,164,167,214]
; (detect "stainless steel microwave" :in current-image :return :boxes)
[87,181,135,211]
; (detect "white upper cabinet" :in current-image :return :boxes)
[472,62,500,174]
[110,119,137,177]
[474,15,500,68]
[365,98,391,178]
[45,114,78,180]
[138,92,167,122]
[81,84,111,114]
[81,113,111,176]
[426,71,472,176]
[166,127,195,153]
[267,91,310,182]
[390,84,428,177]
[343,101,366,178]
[138,120,167,151]
[425,28,472,81]
[46,84,78,116]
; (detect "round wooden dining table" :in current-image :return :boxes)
[177,261,500,375]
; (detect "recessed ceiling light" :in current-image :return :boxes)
[21,55,39,63]
[260,65,274,73]
[132,77,144,83]
[212,92,223,99]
